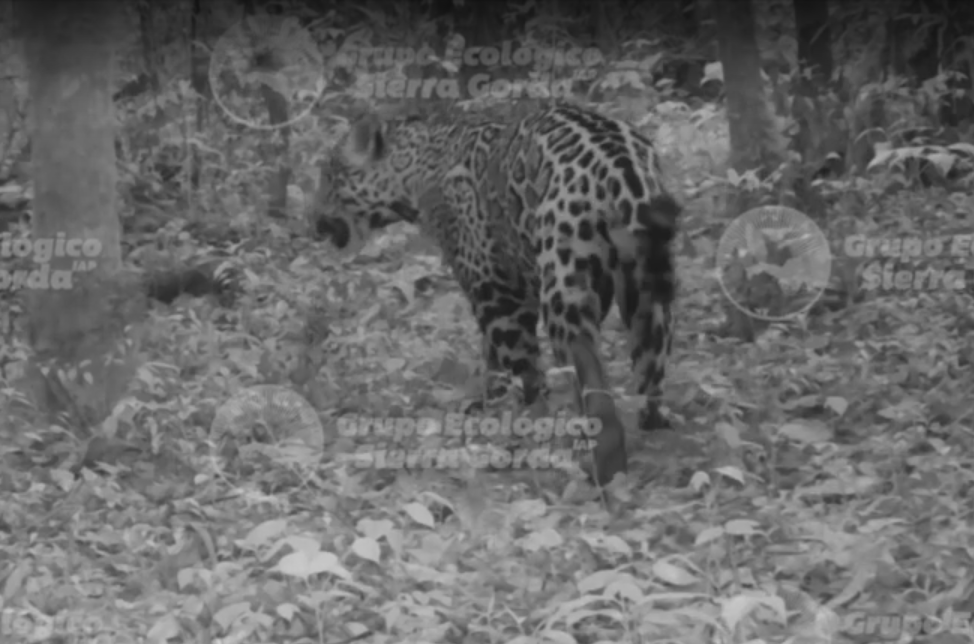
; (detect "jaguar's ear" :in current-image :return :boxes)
[344,114,387,167]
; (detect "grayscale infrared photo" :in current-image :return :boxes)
[1,0,973,642]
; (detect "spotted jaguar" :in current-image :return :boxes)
[309,102,680,485]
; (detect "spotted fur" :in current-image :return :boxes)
[309,103,680,485]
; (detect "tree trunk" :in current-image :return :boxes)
[793,0,832,94]
[260,84,292,220]
[681,0,699,38]
[792,0,837,204]
[20,0,143,431]
[188,0,209,193]
[593,0,622,60]
[455,2,504,98]
[713,0,788,341]
[239,0,291,219]
[714,0,786,178]
[137,0,161,94]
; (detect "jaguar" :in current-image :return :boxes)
[309,102,680,485]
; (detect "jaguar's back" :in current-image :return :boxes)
[311,103,680,485]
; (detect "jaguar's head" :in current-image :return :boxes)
[308,114,423,251]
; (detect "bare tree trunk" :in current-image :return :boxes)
[455,1,504,97]
[713,0,788,341]
[20,0,143,430]
[792,0,838,216]
[793,0,832,94]
[241,0,291,220]
[681,0,699,38]
[188,0,208,194]
[714,0,786,177]
[137,0,161,94]
[594,0,622,59]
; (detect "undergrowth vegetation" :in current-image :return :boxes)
[1,1,974,643]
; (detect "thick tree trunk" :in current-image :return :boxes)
[713,0,789,341]
[20,0,142,430]
[714,0,787,177]
[793,0,832,94]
